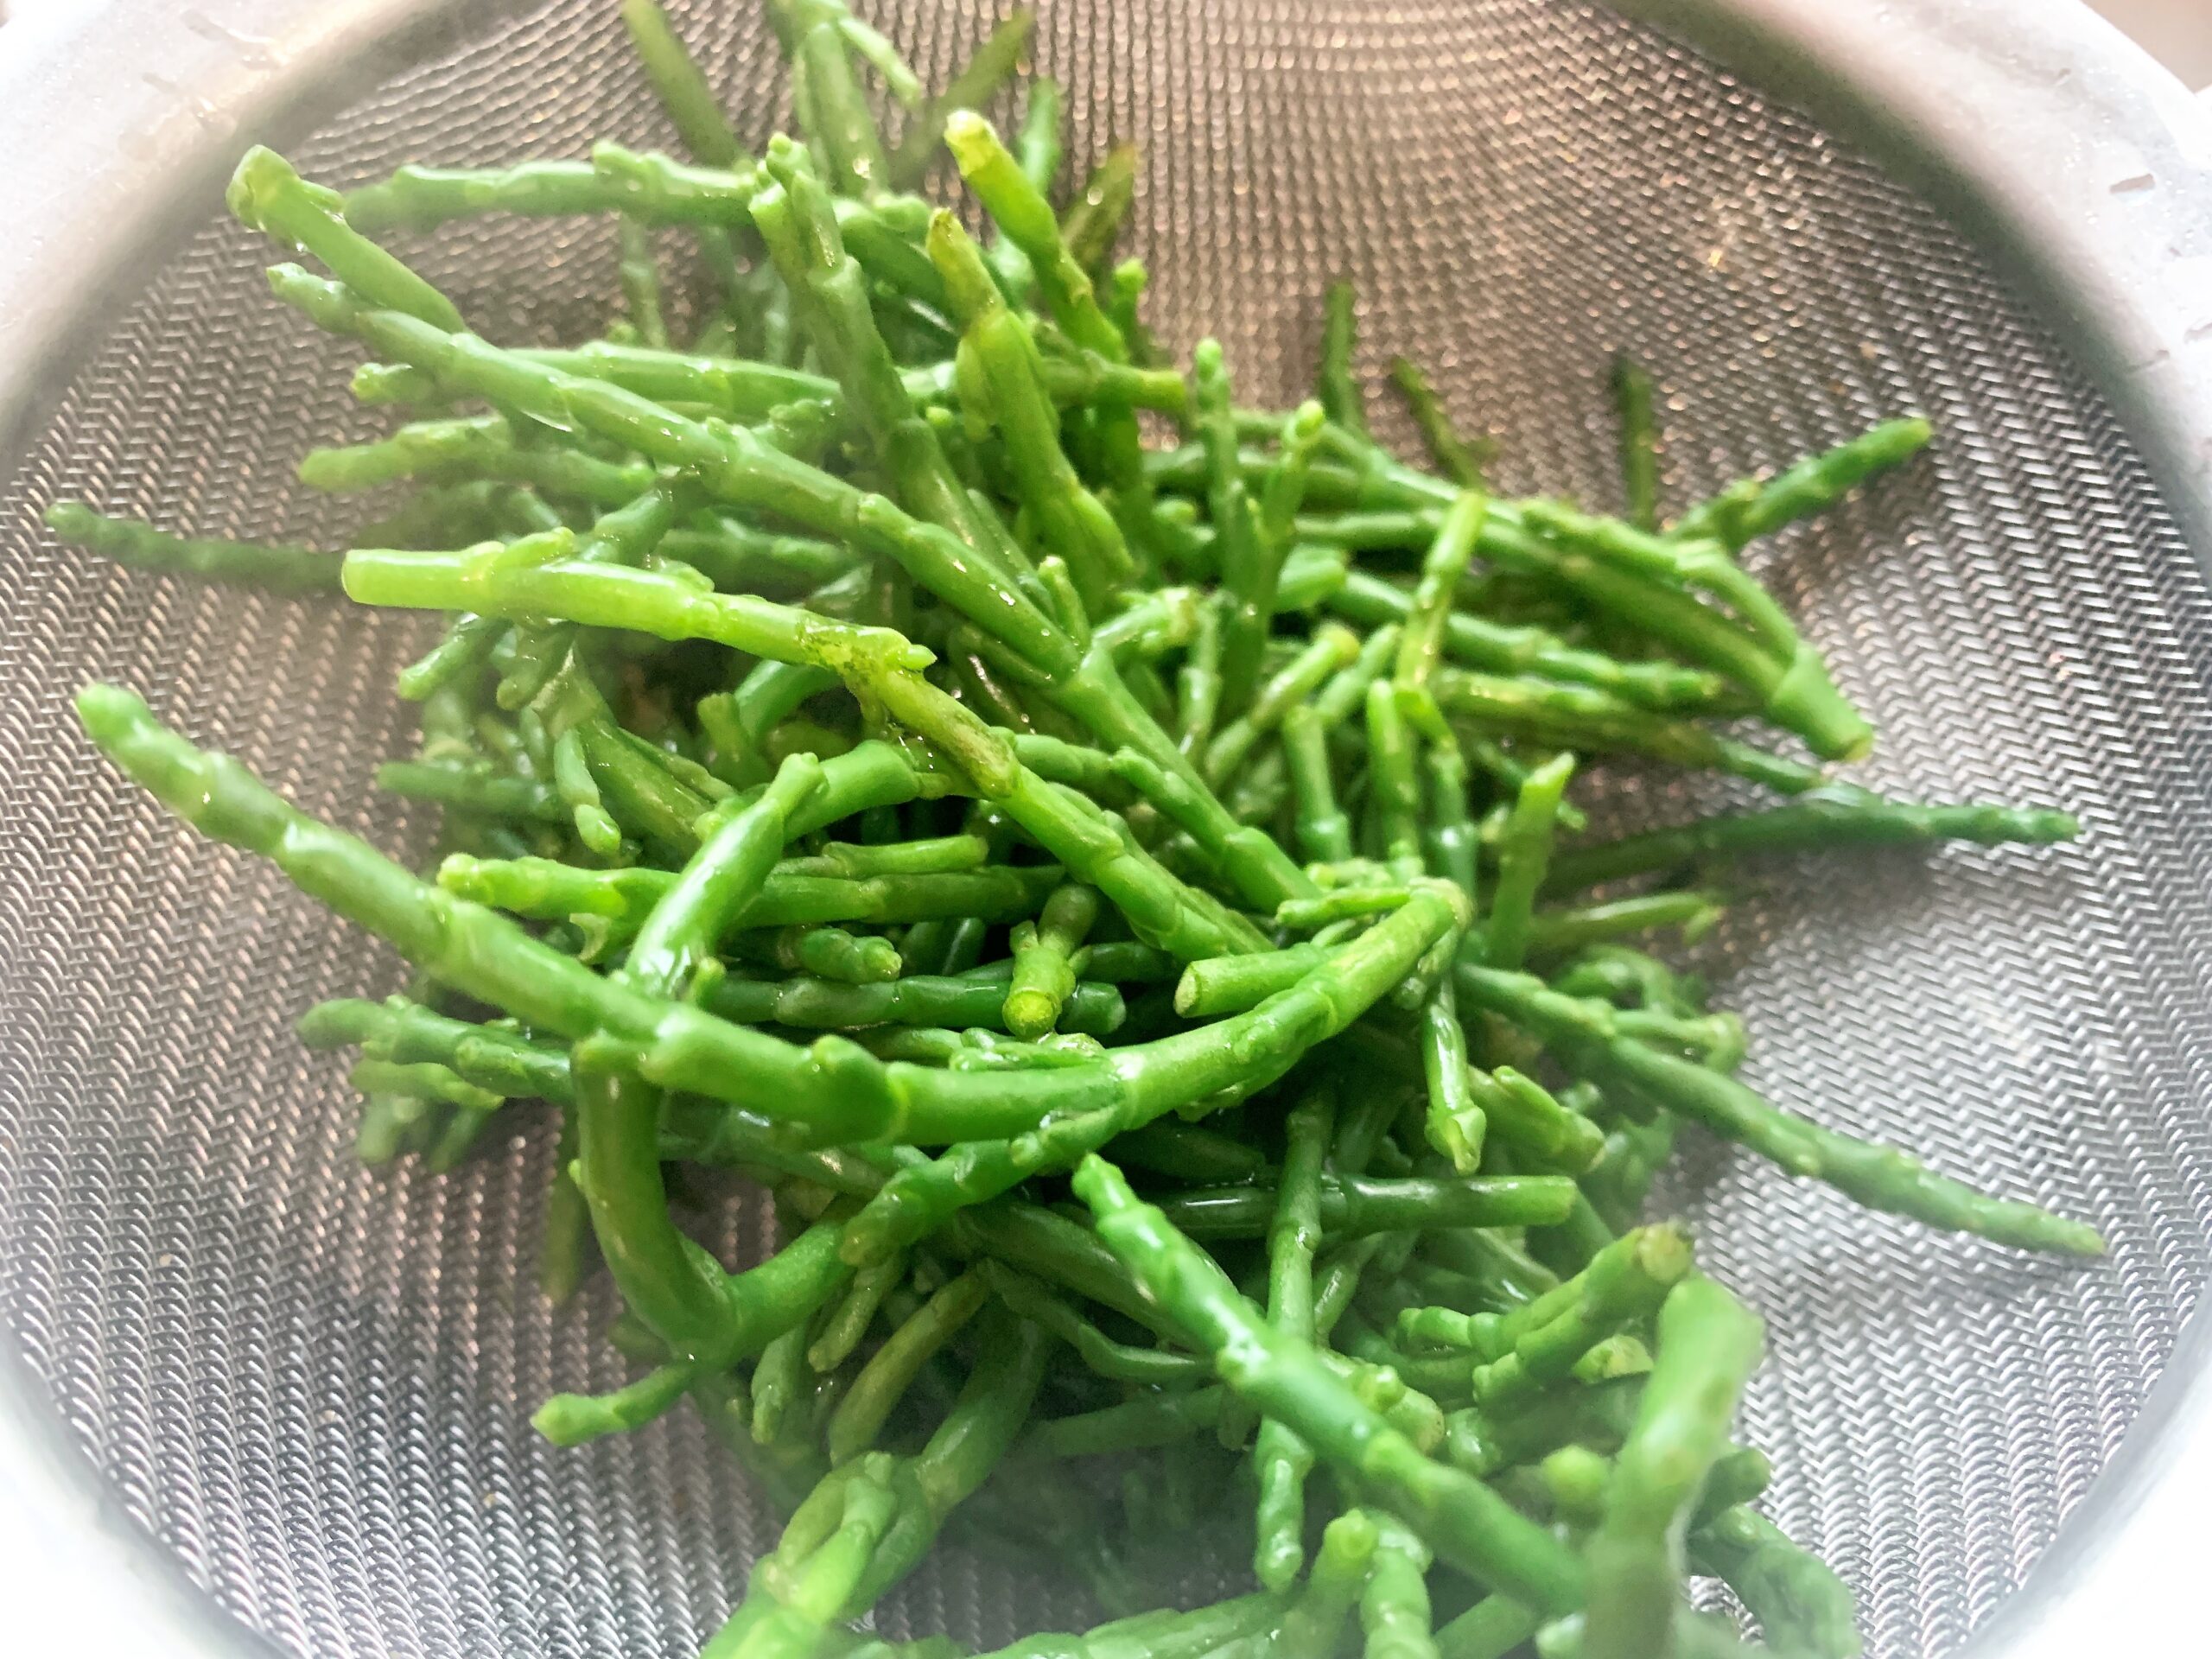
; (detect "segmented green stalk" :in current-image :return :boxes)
[340,146,941,308]
[839,1307,1050,1611]
[1319,279,1369,437]
[1390,356,1491,486]
[1323,570,1728,712]
[1467,1066,1607,1174]
[584,751,829,1363]
[1402,692,1479,899]
[1366,677,1424,871]
[376,759,567,825]
[347,1058,501,1113]
[1430,668,1815,797]
[715,1453,902,1659]
[752,140,1024,586]
[1395,492,1489,691]
[944,110,1182,577]
[1486,753,1576,969]
[946,111,1123,364]
[1175,598,1224,759]
[984,76,1065,297]
[978,1261,1206,1384]
[1153,1173,1576,1242]
[301,997,568,1100]
[1418,978,1485,1173]
[229,145,465,329]
[735,924,903,984]
[766,0,892,199]
[887,9,1036,188]
[1362,1510,1441,1659]
[44,502,341,594]
[1688,1505,1860,1659]
[1581,1276,1764,1659]
[1204,623,1361,787]
[1435,1598,1544,1659]
[1005,882,1100,1038]
[1457,1225,1695,1410]
[297,416,651,505]
[1517,498,1869,762]
[441,850,1059,954]
[1541,784,2076,893]
[1062,143,1139,272]
[1072,1155,1585,1614]
[620,0,747,166]
[351,337,1185,423]
[1292,475,1866,757]
[1284,703,1353,864]
[1456,958,2104,1255]
[931,210,1134,612]
[807,1249,908,1373]
[704,970,1124,1035]
[1104,1115,1264,1180]
[833,882,1465,1268]
[1525,891,1726,955]
[1253,1085,1333,1589]
[1609,353,1661,531]
[617,217,671,347]
[1194,339,1274,717]
[1672,417,1931,550]
[825,1268,989,1463]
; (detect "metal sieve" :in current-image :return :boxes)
[1,1,2209,1656]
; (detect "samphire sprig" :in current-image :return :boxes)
[53,6,2094,1659]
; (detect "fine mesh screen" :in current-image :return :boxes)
[2,1,2210,1656]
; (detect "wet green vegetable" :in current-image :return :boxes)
[57,10,2094,1658]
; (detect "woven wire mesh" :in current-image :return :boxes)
[0,0,2209,1655]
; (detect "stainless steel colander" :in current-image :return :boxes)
[1,1,2209,1656]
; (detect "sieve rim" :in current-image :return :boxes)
[0,2,2206,1656]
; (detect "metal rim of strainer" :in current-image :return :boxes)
[0,0,2204,1654]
